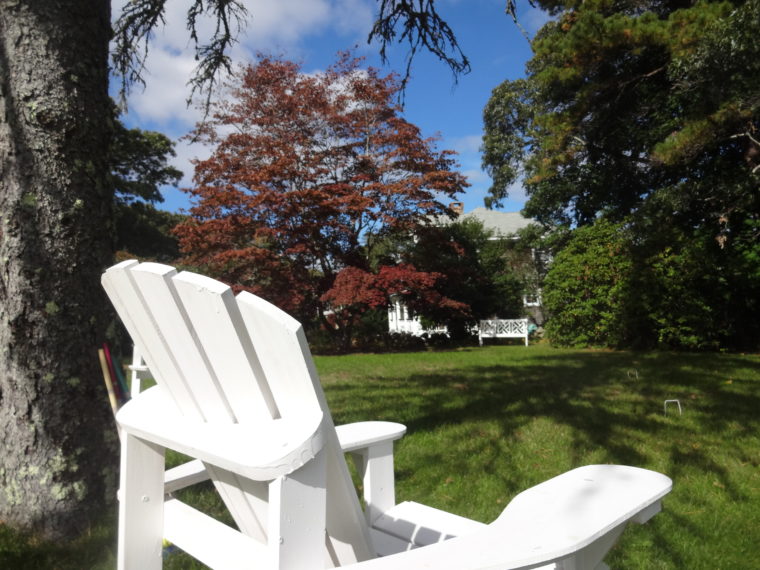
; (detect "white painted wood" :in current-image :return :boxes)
[368,527,416,556]
[102,261,204,421]
[163,459,209,495]
[172,271,279,422]
[268,450,327,569]
[105,262,672,570]
[117,434,165,570]
[335,422,406,453]
[237,291,322,418]
[492,465,671,555]
[128,345,149,396]
[350,442,395,526]
[373,501,486,547]
[163,498,267,569]
[120,265,296,545]
[204,462,270,543]
[321,432,377,567]
[554,522,625,570]
[130,263,237,423]
[117,386,325,480]
[631,500,661,524]
[478,319,530,347]
[342,467,670,570]
[238,291,376,566]
[337,422,406,527]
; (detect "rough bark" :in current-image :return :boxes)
[0,0,118,539]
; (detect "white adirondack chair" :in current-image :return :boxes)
[102,261,672,570]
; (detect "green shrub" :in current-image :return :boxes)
[544,220,636,347]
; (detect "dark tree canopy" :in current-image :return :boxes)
[110,112,185,262]
[111,112,182,205]
[483,0,760,349]
[483,0,759,227]
[378,219,525,337]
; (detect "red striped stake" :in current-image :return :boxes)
[98,348,120,416]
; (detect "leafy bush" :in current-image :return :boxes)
[383,332,427,352]
[543,220,636,347]
[543,217,760,350]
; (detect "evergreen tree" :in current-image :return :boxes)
[483,0,760,349]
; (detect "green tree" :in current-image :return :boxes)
[544,219,759,350]
[110,113,185,262]
[111,115,182,205]
[483,0,760,349]
[381,219,525,338]
[484,0,758,225]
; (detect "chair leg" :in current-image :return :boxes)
[268,450,327,570]
[555,522,626,570]
[350,441,396,525]
[118,434,166,570]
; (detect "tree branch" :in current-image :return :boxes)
[369,0,471,94]
[112,0,248,117]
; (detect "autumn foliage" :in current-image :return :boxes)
[174,53,468,343]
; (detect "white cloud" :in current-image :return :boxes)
[461,167,489,187]
[505,179,528,202]
[331,0,375,37]
[125,47,204,129]
[519,6,553,36]
[113,0,377,127]
[448,134,483,155]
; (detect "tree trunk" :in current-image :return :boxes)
[0,0,118,539]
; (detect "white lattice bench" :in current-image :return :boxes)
[478,319,530,347]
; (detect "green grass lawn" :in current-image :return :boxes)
[2,345,759,568]
[318,346,760,568]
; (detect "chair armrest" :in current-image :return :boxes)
[336,421,406,525]
[344,464,672,570]
[336,421,406,452]
[117,386,325,481]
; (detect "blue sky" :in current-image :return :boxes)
[114,0,548,214]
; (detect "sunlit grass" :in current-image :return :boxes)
[319,346,760,567]
[2,346,758,568]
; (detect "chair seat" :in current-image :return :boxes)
[373,501,486,552]
[117,386,325,480]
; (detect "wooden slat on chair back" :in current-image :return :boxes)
[237,291,377,564]
[103,260,206,420]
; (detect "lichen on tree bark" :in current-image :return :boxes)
[0,0,118,539]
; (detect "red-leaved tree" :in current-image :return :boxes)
[175,52,468,342]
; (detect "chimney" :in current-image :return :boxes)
[450,201,464,215]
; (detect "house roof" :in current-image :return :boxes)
[461,208,534,237]
[431,208,534,238]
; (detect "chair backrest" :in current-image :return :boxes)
[102,260,374,566]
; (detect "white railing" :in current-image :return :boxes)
[478,319,529,347]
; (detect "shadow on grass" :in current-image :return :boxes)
[323,348,760,568]
[0,513,116,570]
